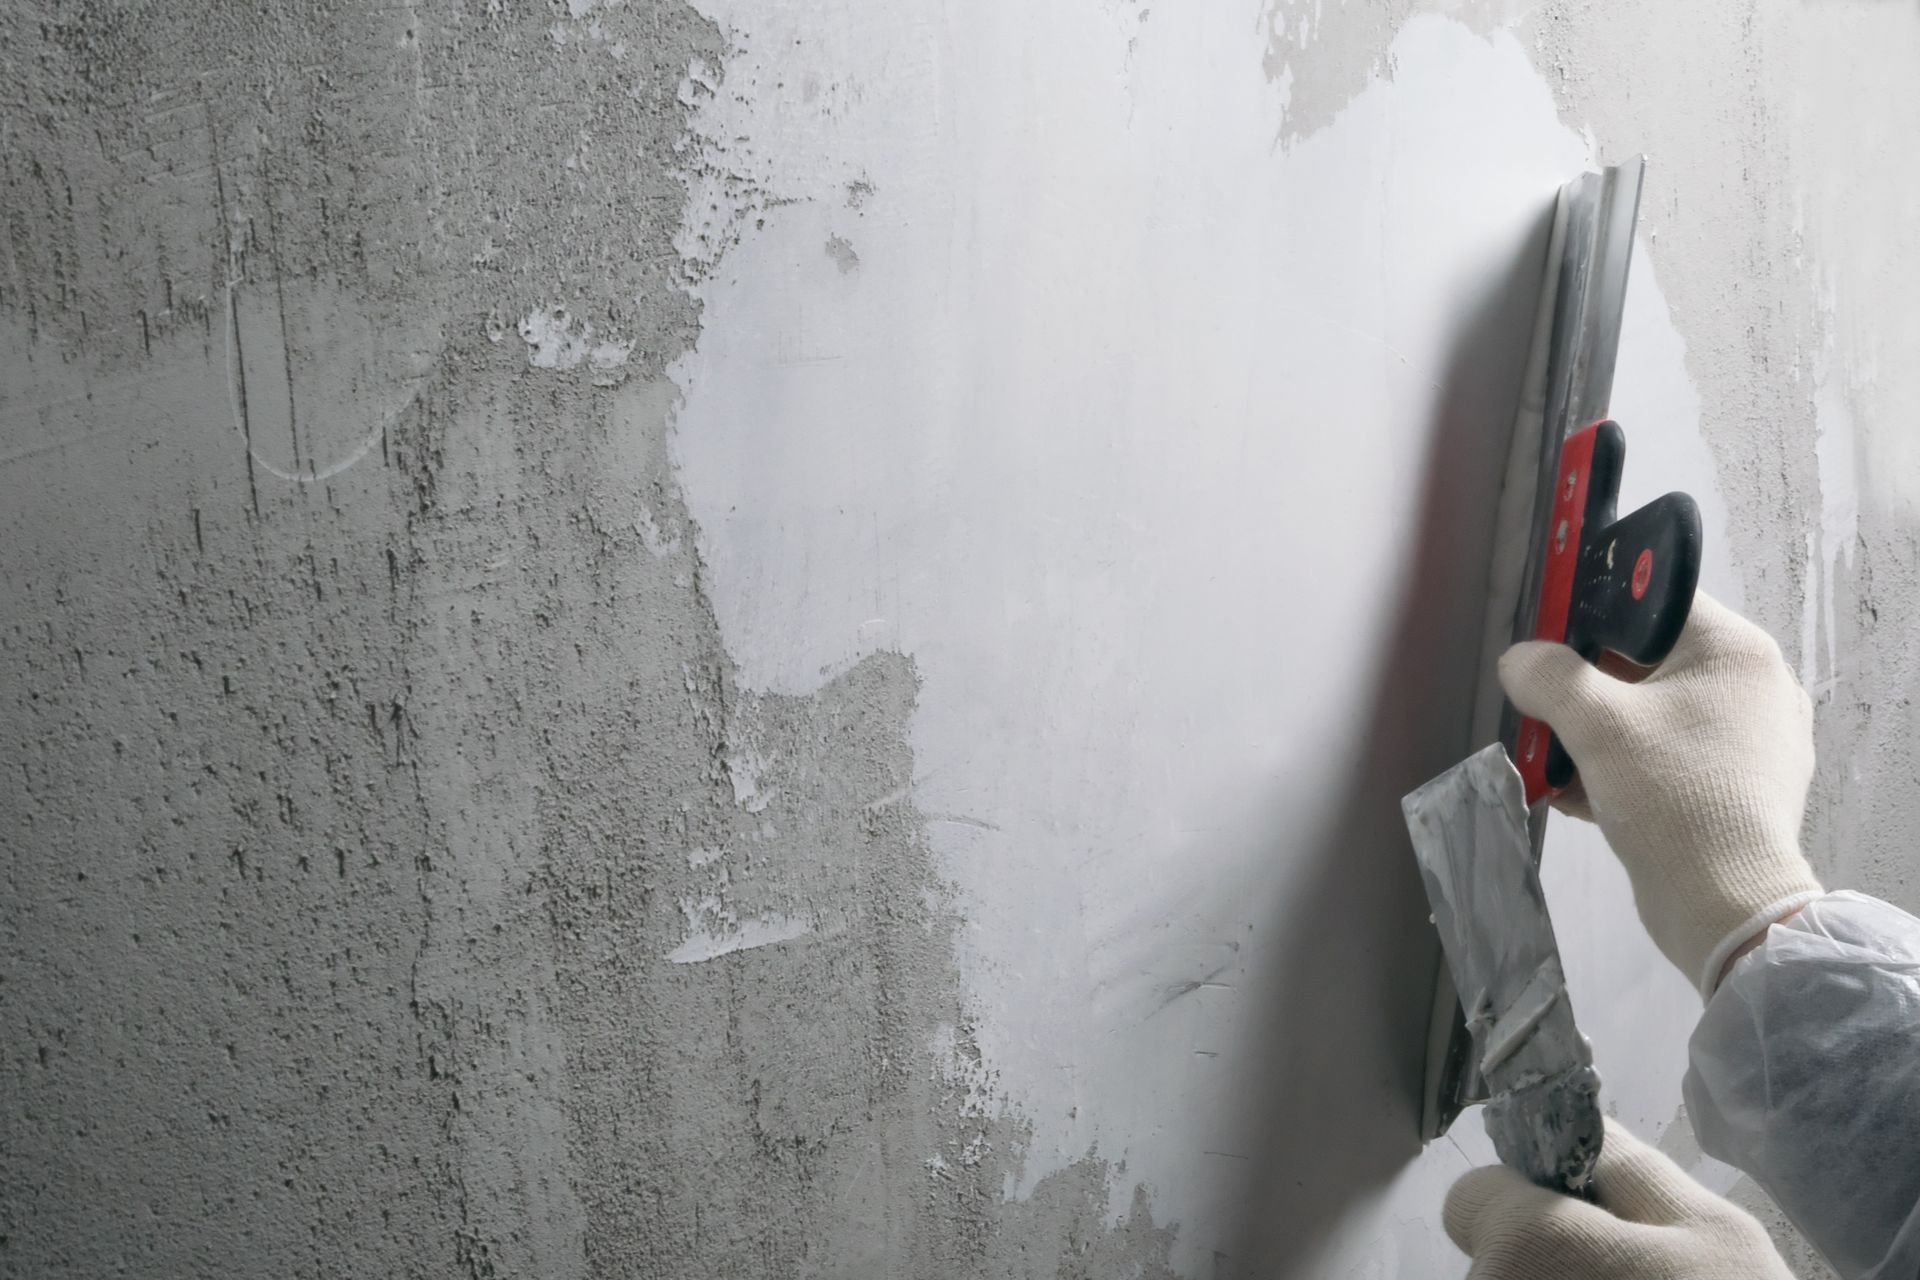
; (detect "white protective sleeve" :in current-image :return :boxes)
[1684,891,1920,1280]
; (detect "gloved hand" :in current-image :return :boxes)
[1498,592,1823,995]
[1445,1119,1794,1278]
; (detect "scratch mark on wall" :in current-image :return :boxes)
[1148,959,1238,1017]
[860,783,913,811]
[922,812,1000,831]
[220,281,422,485]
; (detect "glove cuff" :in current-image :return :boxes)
[1619,770,1822,998]
[1693,887,1824,1001]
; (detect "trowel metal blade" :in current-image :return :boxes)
[1419,156,1646,1140]
[1402,745,1601,1193]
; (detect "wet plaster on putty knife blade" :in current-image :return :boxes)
[1402,744,1602,1193]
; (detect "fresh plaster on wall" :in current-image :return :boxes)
[669,4,1743,1273]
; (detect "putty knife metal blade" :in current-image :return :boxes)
[1402,744,1602,1193]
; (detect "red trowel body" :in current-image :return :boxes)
[1511,419,1701,805]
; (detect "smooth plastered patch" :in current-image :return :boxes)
[669,6,1728,1274]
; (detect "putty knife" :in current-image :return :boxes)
[1408,156,1704,1183]
[1403,744,1603,1191]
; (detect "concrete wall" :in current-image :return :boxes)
[3,1,1915,1276]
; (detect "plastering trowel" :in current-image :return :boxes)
[1403,157,1703,1191]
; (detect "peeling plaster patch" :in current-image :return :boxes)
[724,744,775,811]
[824,233,860,273]
[551,0,626,40]
[930,1022,999,1119]
[635,507,682,557]
[925,1019,1016,1194]
[517,306,632,382]
[666,898,814,962]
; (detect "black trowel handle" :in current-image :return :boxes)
[1542,491,1703,791]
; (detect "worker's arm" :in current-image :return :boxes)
[1491,593,1920,1278]
[1686,891,1920,1278]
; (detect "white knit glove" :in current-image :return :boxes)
[1498,592,1823,995]
[1445,1119,1794,1278]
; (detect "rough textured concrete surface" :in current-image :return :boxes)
[2,1,1915,1277]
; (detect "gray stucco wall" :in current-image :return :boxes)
[1,3,1171,1274]
[3,2,1915,1276]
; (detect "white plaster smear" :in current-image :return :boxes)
[517,305,632,380]
[670,6,1736,1273]
[666,894,815,964]
[1800,270,1861,695]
